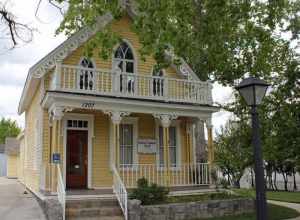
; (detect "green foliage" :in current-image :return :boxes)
[53,0,299,84]
[0,118,21,144]
[129,178,169,205]
[215,120,252,188]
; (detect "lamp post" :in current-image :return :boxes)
[236,77,269,220]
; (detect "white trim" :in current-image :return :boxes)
[42,92,218,120]
[112,39,138,74]
[119,117,138,169]
[62,113,94,189]
[155,120,181,170]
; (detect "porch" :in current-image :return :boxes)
[42,84,217,219]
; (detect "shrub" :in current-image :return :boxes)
[129,178,169,205]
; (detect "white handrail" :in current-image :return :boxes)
[51,64,213,105]
[119,163,210,188]
[112,165,128,220]
[57,165,66,220]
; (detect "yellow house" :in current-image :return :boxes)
[18,11,218,220]
[4,137,20,178]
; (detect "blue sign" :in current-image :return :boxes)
[52,153,61,164]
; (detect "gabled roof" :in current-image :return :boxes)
[18,6,202,115]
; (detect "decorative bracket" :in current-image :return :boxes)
[153,113,178,128]
[104,110,131,124]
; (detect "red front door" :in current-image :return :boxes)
[66,130,88,189]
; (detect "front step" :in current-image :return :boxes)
[66,198,124,220]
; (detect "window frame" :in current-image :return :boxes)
[77,57,96,91]
[119,117,138,170]
[155,120,182,171]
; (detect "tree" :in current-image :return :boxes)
[0,118,21,144]
[50,0,299,84]
[0,1,34,50]
[215,120,252,188]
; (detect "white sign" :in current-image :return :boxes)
[138,139,157,154]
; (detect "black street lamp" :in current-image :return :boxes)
[236,77,269,220]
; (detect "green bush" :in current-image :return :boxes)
[129,178,169,205]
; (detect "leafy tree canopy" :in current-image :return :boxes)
[53,0,299,84]
[0,118,21,144]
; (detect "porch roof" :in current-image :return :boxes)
[43,90,219,120]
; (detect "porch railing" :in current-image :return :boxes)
[57,165,66,220]
[112,164,128,220]
[119,163,210,188]
[50,64,213,105]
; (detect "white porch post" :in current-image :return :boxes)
[105,111,130,169]
[205,117,214,185]
[49,106,64,192]
[154,114,177,186]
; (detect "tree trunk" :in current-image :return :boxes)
[250,168,254,188]
[282,173,288,191]
[293,169,297,191]
[274,171,278,191]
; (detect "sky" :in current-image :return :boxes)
[0,0,234,135]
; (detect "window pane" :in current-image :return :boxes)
[120,124,133,166]
[169,127,176,146]
[170,147,176,167]
[126,62,134,73]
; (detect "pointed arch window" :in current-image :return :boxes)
[152,69,164,96]
[78,58,95,90]
[113,41,135,93]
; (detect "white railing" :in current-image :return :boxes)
[112,164,128,220]
[50,64,213,105]
[119,163,210,188]
[57,165,66,220]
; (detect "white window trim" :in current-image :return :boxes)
[119,117,138,170]
[112,39,138,74]
[62,113,94,189]
[155,120,182,171]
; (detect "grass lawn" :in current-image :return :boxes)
[233,188,300,203]
[194,204,300,220]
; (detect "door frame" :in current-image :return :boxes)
[63,113,94,189]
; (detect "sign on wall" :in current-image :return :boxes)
[138,139,157,154]
[52,153,61,164]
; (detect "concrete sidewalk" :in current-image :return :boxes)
[268,200,300,220]
[0,177,46,220]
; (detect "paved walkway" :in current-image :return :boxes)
[268,200,300,220]
[0,177,46,220]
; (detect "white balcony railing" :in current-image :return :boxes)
[119,163,210,188]
[50,64,213,105]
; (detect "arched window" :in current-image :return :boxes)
[113,41,135,93]
[152,69,164,96]
[78,58,94,90]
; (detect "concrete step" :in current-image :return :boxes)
[66,206,123,217]
[66,198,119,209]
[68,216,124,220]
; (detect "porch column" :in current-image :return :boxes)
[105,111,130,169]
[49,107,64,192]
[154,114,177,186]
[206,118,214,165]
[205,118,214,185]
[186,121,193,165]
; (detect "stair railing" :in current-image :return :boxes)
[112,164,128,220]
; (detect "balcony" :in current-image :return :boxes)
[50,64,213,105]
